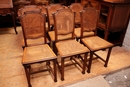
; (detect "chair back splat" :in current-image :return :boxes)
[21,11,47,46]
[53,9,75,41]
[80,7,99,37]
[18,5,50,48]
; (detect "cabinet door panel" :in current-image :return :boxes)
[109,6,130,32]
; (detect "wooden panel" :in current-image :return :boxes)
[0,0,13,8]
[109,6,130,32]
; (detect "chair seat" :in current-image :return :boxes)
[75,28,94,38]
[48,31,75,41]
[81,36,114,51]
[56,39,89,57]
[22,44,57,64]
[22,37,50,47]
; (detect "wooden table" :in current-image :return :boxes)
[0,0,17,34]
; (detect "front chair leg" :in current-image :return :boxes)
[87,51,93,73]
[53,59,57,82]
[82,53,88,74]
[23,64,32,87]
[61,58,65,81]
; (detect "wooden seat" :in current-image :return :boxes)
[20,11,57,87]
[79,7,114,73]
[51,9,89,80]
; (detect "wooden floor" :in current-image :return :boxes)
[0,27,130,87]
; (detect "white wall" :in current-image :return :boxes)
[123,20,130,51]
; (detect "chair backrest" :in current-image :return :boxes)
[81,0,99,9]
[20,11,47,47]
[18,5,41,17]
[31,0,50,5]
[53,9,75,41]
[37,5,47,15]
[46,4,65,26]
[69,3,83,24]
[80,7,99,37]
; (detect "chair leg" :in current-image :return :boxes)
[23,64,32,87]
[53,42,58,55]
[104,47,113,67]
[11,12,17,34]
[87,51,93,73]
[61,58,65,81]
[82,53,87,74]
[53,59,57,82]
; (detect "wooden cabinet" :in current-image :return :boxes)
[97,0,130,46]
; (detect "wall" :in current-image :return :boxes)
[123,20,130,51]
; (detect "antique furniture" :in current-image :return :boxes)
[20,11,57,87]
[30,0,50,5]
[18,5,49,48]
[97,0,130,46]
[69,3,84,27]
[81,0,99,9]
[17,5,41,16]
[0,0,17,34]
[13,0,31,17]
[50,9,89,80]
[46,4,65,31]
[78,7,114,73]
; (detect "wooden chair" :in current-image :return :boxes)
[20,11,57,87]
[68,3,83,27]
[79,7,114,73]
[46,4,65,31]
[51,9,89,80]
